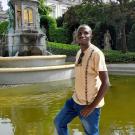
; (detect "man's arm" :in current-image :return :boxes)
[80,71,110,117]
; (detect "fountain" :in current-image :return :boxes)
[7,0,46,56]
[0,0,75,84]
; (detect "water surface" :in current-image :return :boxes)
[0,75,135,135]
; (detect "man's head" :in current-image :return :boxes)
[76,24,92,45]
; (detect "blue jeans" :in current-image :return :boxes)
[54,98,101,135]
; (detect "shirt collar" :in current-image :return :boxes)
[82,44,93,54]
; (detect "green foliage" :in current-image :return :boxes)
[40,15,70,43]
[127,24,135,52]
[63,4,112,44]
[104,50,135,63]
[40,15,57,28]
[64,6,80,28]
[0,21,9,34]
[47,42,135,63]
[56,16,64,27]
[49,27,70,44]
[40,15,57,40]
[92,22,102,46]
[63,3,115,46]
[38,0,135,51]
[47,42,79,56]
[38,0,51,15]
[38,0,70,43]
[62,1,135,51]
[64,4,108,29]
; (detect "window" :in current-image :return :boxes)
[24,8,33,26]
[17,6,21,27]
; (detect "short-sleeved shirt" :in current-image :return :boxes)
[72,44,107,108]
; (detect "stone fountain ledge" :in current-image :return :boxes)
[0,55,67,67]
[0,55,66,60]
[0,64,74,72]
[107,63,135,75]
[0,64,75,84]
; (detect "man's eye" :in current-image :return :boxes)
[84,32,89,34]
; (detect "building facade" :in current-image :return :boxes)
[45,0,82,18]
[0,1,8,22]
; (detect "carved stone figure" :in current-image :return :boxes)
[104,30,111,51]
[71,29,77,44]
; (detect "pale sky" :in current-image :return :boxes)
[0,0,8,11]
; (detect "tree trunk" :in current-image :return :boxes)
[121,23,127,53]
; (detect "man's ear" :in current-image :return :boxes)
[76,37,79,44]
[90,34,93,41]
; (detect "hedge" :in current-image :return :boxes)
[47,42,79,56]
[104,50,135,63]
[47,42,135,63]
[0,21,9,34]
[40,15,70,43]
[49,27,70,44]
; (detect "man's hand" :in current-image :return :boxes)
[80,105,94,118]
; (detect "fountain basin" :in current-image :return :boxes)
[0,55,66,67]
[0,64,75,84]
[107,64,135,75]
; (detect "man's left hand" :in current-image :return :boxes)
[80,106,94,118]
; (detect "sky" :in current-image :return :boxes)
[0,0,8,11]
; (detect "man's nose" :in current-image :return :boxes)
[80,33,85,37]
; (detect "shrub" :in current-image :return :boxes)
[47,42,135,63]
[0,21,9,34]
[56,16,64,27]
[104,50,135,63]
[47,42,79,56]
[49,27,70,44]
[40,15,70,43]
[40,15,57,40]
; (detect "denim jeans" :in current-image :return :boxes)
[54,98,101,135]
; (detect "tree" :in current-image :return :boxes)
[38,0,51,16]
[63,4,110,44]
[82,0,135,53]
[0,21,9,34]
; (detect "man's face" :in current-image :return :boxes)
[77,26,91,45]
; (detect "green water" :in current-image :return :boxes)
[0,75,135,135]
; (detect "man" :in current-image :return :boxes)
[54,24,110,135]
